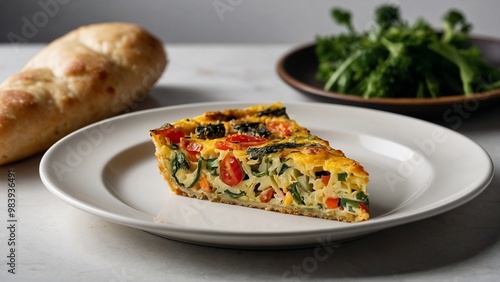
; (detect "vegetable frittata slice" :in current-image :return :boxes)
[150,102,370,222]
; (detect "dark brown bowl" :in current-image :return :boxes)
[277,37,500,120]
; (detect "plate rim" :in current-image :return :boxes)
[39,101,494,245]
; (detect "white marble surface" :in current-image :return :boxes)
[0,44,500,281]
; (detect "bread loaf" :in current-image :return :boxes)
[0,22,167,165]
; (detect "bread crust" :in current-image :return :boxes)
[0,22,167,165]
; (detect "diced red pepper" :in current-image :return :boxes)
[199,177,213,193]
[266,121,292,136]
[325,197,340,209]
[259,187,275,203]
[321,175,330,186]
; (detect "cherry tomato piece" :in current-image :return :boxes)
[181,138,203,162]
[220,154,244,186]
[155,126,185,143]
[181,138,203,154]
[215,141,241,151]
[226,134,267,147]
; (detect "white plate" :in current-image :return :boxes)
[39,102,493,249]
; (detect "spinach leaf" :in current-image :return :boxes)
[278,163,290,176]
[224,190,246,198]
[289,182,305,205]
[337,172,348,181]
[206,158,219,176]
[196,123,226,139]
[251,156,269,177]
[246,142,306,160]
[186,158,203,188]
[171,153,189,187]
[232,122,270,137]
[256,107,288,118]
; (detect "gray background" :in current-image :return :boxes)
[1,0,500,44]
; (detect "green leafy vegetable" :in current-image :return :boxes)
[442,9,471,44]
[256,107,288,118]
[374,4,402,33]
[206,158,219,176]
[356,191,368,201]
[340,197,369,213]
[171,153,190,187]
[186,158,203,188]
[224,190,247,198]
[246,142,307,160]
[278,161,290,176]
[232,122,271,137]
[251,156,270,177]
[340,198,358,213]
[196,123,226,139]
[337,172,348,181]
[331,8,356,35]
[171,154,202,188]
[316,5,500,98]
[289,182,305,205]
